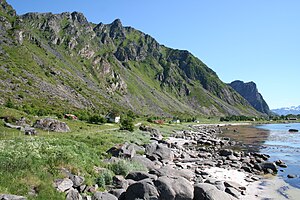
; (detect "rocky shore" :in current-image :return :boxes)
[1,124,289,200]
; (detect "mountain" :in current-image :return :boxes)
[0,0,260,117]
[272,106,300,116]
[229,80,271,115]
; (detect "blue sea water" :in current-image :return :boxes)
[256,123,300,188]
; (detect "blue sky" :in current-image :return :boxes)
[7,0,300,109]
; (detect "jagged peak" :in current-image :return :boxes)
[70,11,88,24]
[111,18,122,27]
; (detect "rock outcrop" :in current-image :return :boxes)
[229,80,271,115]
[33,118,70,132]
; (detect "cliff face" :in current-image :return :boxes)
[229,80,271,115]
[0,0,260,116]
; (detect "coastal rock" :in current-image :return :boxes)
[131,155,160,170]
[225,187,241,198]
[145,143,174,161]
[109,189,126,199]
[69,174,85,187]
[194,183,234,200]
[92,192,117,200]
[126,171,157,181]
[287,174,297,178]
[261,162,278,173]
[151,165,194,181]
[154,176,194,200]
[125,179,159,200]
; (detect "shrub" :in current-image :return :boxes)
[88,115,106,124]
[5,99,14,108]
[120,118,134,132]
[96,169,114,188]
[109,160,146,176]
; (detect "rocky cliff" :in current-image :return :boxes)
[229,80,271,115]
[0,0,260,116]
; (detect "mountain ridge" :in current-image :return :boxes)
[0,0,260,117]
[272,105,300,115]
[229,80,271,115]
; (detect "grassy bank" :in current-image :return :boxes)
[0,106,198,199]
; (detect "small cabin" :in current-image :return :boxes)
[106,113,121,123]
[288,118,298,121]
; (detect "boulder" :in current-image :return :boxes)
[92,192,117,200]
[109,189,126,199]
[0,194,26,200]
[125,179,159,200]
[113,175,128,189]
[54,178,73,192]
[154,176,194,200]
[225,187,241,198]
[145,143,174,161]
[131,155,160,170]
[219,149,233,156]
[34,118,70,132]
[151,166,194,181]
[66,188,82,200]
[69,174,85,187]
[261,162,278,173]
[126,171,157,181]
[194,183,234,200]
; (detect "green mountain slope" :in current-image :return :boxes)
[0,0,260,117]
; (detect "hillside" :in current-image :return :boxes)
[0,0,260,117]
[229,80,271,115]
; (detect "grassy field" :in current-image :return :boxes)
[0,106,200,199]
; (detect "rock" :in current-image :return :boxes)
[287,174,297,178]
[228,155,238,161]
[275,160,287,168]
[131,155,160,170]
[69,174,85,187]
[219,149,233,157]
[33,118,70,132]
[261,162,278,173]
[125,179,159,200]
[194,183,234,200]
[139,125,162,139]
[145,143,174,161]
[151,166,194,181]
[288,129,298,132]
[92,192,118,200]
[24,127,37,135]
[225,187,241,198]
[154,176,194,200]
[0,194,26,200]
[55,178,73,192]
[125,171,157,181]
[66,188,82,200]
[109,189,126,199]
[113,175,128,189]
[224,181,246,191]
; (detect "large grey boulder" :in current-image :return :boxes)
[0,194,26,200]
[194,183,234,200]
[54,178,73,192]
[131,155,161,170]
[34,118,70,132]
[126,171,157,181]
[92,192,117,200]
[69,174,85,187]
[151,166,194,181]
[154,176,194,200]
[145,143,174,161]
[66,188,82,200]
[261,162,278,173]
[125,179,159,200]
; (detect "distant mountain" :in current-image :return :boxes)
[0,0,260,117]
[272,106,300,116]
[229,80,271,115]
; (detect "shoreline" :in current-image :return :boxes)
[216,123,300,199]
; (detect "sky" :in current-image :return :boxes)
[7,0,300,109]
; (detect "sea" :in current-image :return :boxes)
[256,123,300,188]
